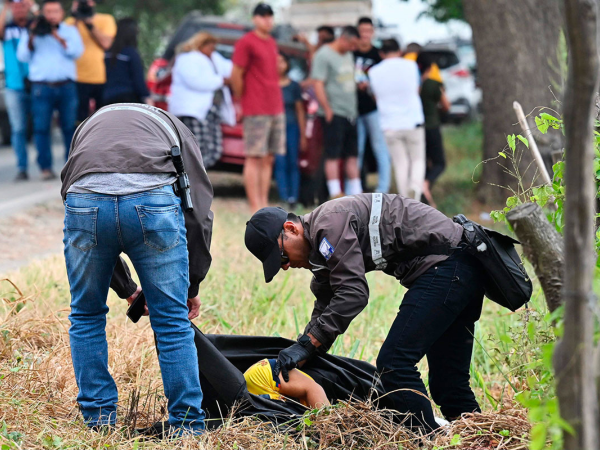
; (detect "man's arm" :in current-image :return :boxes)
[181,132,214,298]
[304,215,370,349]
[295,98,307,151]
[61,25,84,58]
[17,29,32,62]
[278,368,330,408]
[230,64,245,99]
[79,14,115,51]
[0,5,9,41]
[109,256,139,299]
[312,80,333,123]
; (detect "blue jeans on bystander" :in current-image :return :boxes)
[31,81,78,170]
[274,121,300,204]
[64,186,205,432]
[4,88,30,172]
[357,110,391,193]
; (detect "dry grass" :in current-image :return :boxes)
[0,277,532,449]
[0,198,543,449]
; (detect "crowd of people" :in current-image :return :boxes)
[2,0,451,212]
[1,0,148,181]
[226,4,451,211]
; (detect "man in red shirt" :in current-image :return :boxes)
[231,3,285,213]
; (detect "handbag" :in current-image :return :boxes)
[452,214,533,311]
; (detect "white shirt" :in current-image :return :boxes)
[368,57,424,131]
[169,51,233,122]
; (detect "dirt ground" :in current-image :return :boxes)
[0,172,250,277]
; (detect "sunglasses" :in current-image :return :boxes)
[280,229,289,266]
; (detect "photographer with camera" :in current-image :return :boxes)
[0,0,37,182]
[17,0,83,180]
[66,0,116,122]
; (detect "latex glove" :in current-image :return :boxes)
[274,336,317,382]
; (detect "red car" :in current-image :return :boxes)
[147,12,323,175]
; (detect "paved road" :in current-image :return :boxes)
[0,140,65,218]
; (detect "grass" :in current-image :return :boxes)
[0,122,557,448]
[434,121,484,217]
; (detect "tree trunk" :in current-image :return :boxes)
[553,0,599,448]
[506,203,564,312]
[463,0,563,204]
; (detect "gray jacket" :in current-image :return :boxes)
[302,194,463,349]
[61,104,214,298]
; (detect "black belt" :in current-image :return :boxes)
[32,80,72,87]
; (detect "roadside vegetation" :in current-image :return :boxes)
[0,121,557,449]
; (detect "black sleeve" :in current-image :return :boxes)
[109,256,138,299]
[128,48,150,99]
[181,132,214,298]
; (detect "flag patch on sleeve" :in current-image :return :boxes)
[319,238,335,261]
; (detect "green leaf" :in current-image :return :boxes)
[530,423,547,450]
[506,196,518,208]
[303,417,313,426]
[540,112,559,122]
[498,151,507,159]
[507,134,516,152]
[535,116,549,134]
[517,134,529,148]
[499,429,510,437]
[450,434,462,446]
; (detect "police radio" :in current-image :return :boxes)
[171,145,194,212]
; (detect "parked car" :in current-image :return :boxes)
[421,40,481,123]
[147,12,319,173]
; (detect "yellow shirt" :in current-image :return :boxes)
[404,52,443,83]
[66,13,117,84]
[244,358,313,405]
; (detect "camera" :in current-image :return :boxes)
[73,0,95,20]
[32,16,57,36]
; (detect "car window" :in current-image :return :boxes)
[421,50,460,70]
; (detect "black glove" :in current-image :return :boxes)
[274,335,317,382]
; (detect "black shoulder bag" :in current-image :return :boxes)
[452,214,533,311]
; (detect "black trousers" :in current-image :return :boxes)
[76,82,105,122]
[425,127,446,185]
[376,250,485,432]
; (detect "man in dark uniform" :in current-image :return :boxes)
[245,194,487,432]
[61,104,214,434]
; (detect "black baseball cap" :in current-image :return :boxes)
[253,2,274,16]
[245,207,288,283]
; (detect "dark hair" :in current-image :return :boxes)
[381,38,400,54]
[340,25,359,39]
[317,25,334,37]
[357,17,373,26]
[287,212,301,223]
[416,52,433,73]
[42,0,62,5]
[405,42,422,54]
[108,18,138,67]
[279,52,291,74]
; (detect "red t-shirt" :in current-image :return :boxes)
[232,32,284,116]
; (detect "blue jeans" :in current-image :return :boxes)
[357,110,391,193]
[31,81,78,170]
[4,88,30,172]
[64,186,205,431]
[376,250,485,432]
[274,121,300,203]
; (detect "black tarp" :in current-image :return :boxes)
[191,324,388,428]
